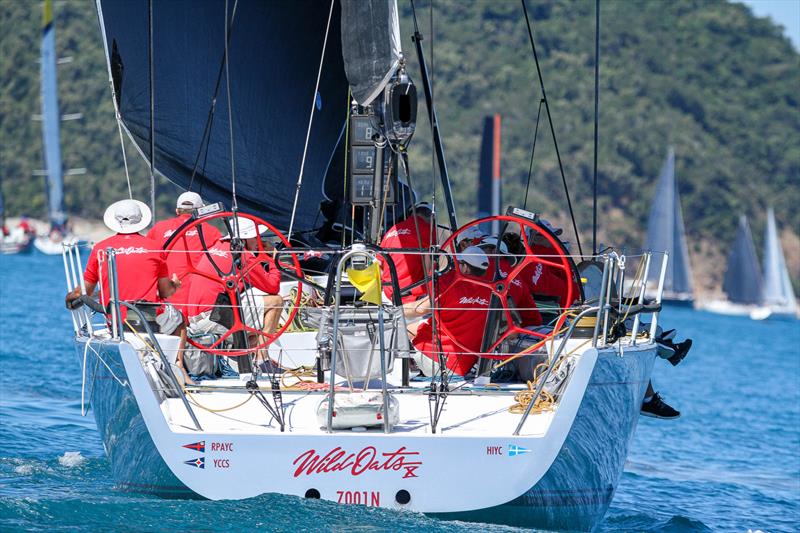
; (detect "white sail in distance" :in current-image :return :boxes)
[762,207,797,312]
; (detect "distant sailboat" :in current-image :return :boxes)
[34,0,71,255]
[701,215,764,317]
[644,147,694,306]
[751,208,798,320]
[0,179,33,255]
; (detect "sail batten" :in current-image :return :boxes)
[645,147,693,296]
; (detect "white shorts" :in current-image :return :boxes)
[411,348,441,377]
[187,289,279,336]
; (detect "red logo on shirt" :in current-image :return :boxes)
[292,446,422,479]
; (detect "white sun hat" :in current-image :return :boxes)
[103,199,152,234]
[456,245,489,270]
[176,191,204,209]
[455,225,485,245]
[478,236,509,254]
[223,216,268,240]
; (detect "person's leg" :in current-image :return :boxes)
[641,380,680,419]
[249,293,283,368]
[173,323,195,385]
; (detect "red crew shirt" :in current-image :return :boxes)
[495,260,543,327]
[520,256,568,300]
[147,214,222,316]
[413,270,492,376]
[379,215,433,304]
[186,241,281,318]
[83,233,168,317]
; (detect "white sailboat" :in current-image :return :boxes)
[750,208,798,321]
[60,1,668,530]
[644,147,694,306]
[701,215,764,317]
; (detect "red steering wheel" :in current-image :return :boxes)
[164,211,303,357]
[437,215,580,360]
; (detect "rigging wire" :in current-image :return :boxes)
[523,98,545,211]
[520,0,584,258]
[224,0,238,213]
[287,0,335,241]
[592,0,600,256]
[147,0,156,219]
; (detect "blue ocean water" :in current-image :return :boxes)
[1,253,798,532]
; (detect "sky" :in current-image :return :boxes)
[738,0,800,50]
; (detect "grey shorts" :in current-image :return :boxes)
[155,304,182,335]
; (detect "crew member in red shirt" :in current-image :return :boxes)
[186,216,282,367]
[405,246,494,377]
[147,191,222,319]
[65,199,182,331]
[379,202,434,304]
[525,219,570,301]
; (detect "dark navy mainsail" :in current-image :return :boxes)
[96,0,350,233]
[645,148,693,296]
[722,215,763,305]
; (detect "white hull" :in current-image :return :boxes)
[750,305,798,321]
[699,299,760,317]
[74,330,656,529]
[34,235,70,255]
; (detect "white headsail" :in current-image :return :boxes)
[761,207,797,312]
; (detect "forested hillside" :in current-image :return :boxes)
[1,0,798,292]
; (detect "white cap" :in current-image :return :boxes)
[478,236,509,254]
[408,201,433,216]
[456,246,489,270]
[223,216,268,240]
[103,199,152,234]
[455,225,484,245]
[176,191,204,209]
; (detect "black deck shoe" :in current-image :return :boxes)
[641,392,680,419]
[667,339,693,366]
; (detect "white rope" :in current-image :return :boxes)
[287,0,335,241]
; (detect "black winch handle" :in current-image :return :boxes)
[66,294,107,315]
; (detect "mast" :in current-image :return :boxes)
[40,0,66,231]
[722,215,763,305]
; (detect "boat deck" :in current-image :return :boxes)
[162,375,556,438]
